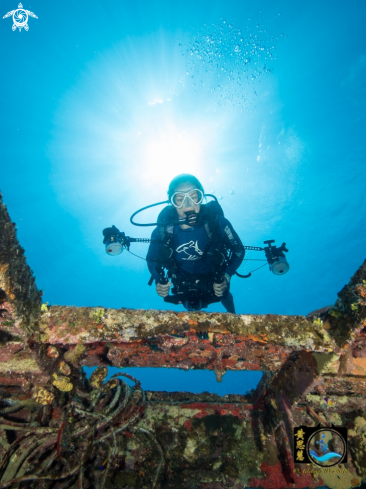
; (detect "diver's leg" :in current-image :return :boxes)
[221,286,236,314]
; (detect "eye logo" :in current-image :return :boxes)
[3,3,38,32]
[294,425,347,467]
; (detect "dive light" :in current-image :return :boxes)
[105,236,123,256]
[263,240,289,275]
[102,225,157,256]
[103,225,125,256]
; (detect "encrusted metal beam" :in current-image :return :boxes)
[0,193,42,337]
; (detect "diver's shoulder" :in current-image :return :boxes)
[217,215,232,227]
[151,226,162,237]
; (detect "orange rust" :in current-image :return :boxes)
[246,334,268,343]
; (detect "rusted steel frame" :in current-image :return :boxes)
[39,305,339,350]
[33,305,350,373]
[316,374,366,395]
[324,258,366,349]
[33,258,366,358]
[146,391,250,403]
[0,193,42,337]
[278,391,295,455]
[336,258,366,315]
[0,373,46,388]
[252,351,330,459]
[0,302,19,334]
[304,403,330,426]
[105,337,291,372]
[76,328,366,372]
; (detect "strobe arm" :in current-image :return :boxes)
[103,226,163,256]
[103,227,289,276]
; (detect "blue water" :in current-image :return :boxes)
[84,366,262,395]
[1,0,366,402]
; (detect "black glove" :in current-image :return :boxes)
[102,225,120,244]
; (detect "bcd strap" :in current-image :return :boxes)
[156,201,226,265]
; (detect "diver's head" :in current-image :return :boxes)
[168,174,204,225]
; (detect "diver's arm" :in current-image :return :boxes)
[218,217,245,277]
[146,227,164,283]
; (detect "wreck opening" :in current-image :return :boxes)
[83,366,264,395]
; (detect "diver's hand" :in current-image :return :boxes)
[213,276,229,297]
[156,281,172,297]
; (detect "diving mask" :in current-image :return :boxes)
[170,188,204,209]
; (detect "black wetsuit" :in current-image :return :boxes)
[146,216,245,313]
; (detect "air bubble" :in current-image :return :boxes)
[229,190,234,195]
[183,18,281,109]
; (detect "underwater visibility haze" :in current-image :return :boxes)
[1,0,366,395]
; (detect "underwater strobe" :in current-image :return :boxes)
[103,225,124,256]
[103,225,155,255]
[263,240,289,275]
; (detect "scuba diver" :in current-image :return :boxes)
[146,174,245,313]
[102,174,289,313]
